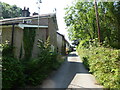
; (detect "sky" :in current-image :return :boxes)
[0,0,74,42]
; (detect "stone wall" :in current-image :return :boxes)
[2,26,24,59]
[57,33,66,55]
[48,18,57,50]
[32,28,48,58]
[57,33,63,54]
[13,27,24,58]
[2,25,57,59]
[2,26,12,43]
[1,14,58,59]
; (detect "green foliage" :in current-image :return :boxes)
[0,2,22,19]
[82,56,89,70]
[64,1,120,49]
[24,38,59,86]
[2,39,62,88]
[23,28,36,60]
[2,37,63,88]
[77,45,120,89]
[64,2,96,41]
[2,43,25,89]
[2,38,63,89]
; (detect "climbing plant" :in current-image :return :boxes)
[23,27,36,60]
[24,38,58,85]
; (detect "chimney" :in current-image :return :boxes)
[33,12,38,15]
[22,7,30,17]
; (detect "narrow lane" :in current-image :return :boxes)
[39,52,103,88]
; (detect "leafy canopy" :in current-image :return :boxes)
[64,1,120,48]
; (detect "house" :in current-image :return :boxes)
[57,32,66,55]
[65,39,71,53]
[0,8,58,59]
[57,32,71,55]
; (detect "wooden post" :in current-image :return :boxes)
[94,0,101,43]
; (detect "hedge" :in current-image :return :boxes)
[2,39,64,89]
[77,46,120,89]
[2,44,25,89]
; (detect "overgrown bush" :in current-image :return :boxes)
[77,41,120,89]
[2,38,64,88]
[24,38,59,86]
[2,43,25,89]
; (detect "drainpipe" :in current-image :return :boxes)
[11,23,15,46]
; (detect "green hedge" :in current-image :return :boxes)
[2,38,64,89]
[77,46,120,89]
[24,52,58,86]
[2,44,25,89]
[24,38,64,86]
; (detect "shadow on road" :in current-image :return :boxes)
[33,52,91,88]
[40,52,90,88]
[16,52,102,89]
[61,55,89,88]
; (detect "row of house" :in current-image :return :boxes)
[0,7,71,59]
[57,32,71,55]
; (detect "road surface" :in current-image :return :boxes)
[38,52,103,88]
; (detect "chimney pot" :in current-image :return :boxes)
[24,7,26,10]
[22,7,30,17]
[33,12,38,15]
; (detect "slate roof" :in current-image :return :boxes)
[0,13,57,25]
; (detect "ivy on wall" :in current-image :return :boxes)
[23,27,36,60]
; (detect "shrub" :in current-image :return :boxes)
[2,38,64,88]
[77,45,120,89]
[24,38,59,86]
[2,43,25,89]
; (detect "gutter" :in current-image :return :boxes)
[0,24,48,29]
[18,24,48,29]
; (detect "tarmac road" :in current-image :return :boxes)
[39,52,103,89]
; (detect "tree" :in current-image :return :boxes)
[64,1,120,48]
[0,2,22,19]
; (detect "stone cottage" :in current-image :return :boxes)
[0,10,58,59]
